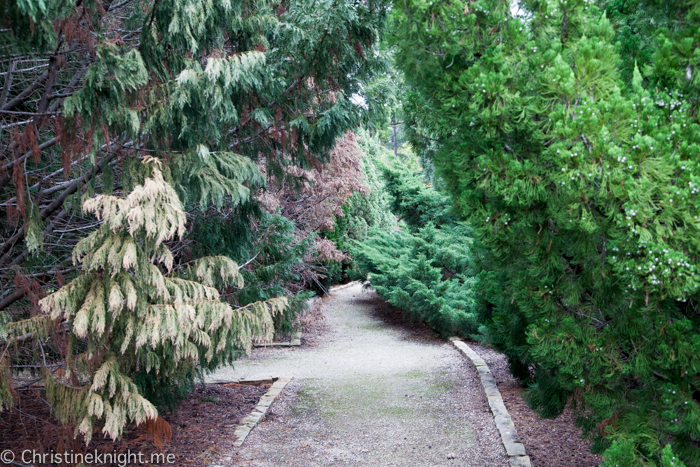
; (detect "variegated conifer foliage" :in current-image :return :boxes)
[1,0,387,444]
[38,160,286,443]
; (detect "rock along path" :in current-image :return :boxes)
[208,283,508,467]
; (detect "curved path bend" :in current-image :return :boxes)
[208,283,508,467]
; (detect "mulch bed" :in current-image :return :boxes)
[0,383,268,467]
[469,344,602,467]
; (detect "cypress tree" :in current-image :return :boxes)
[391,0,700,464]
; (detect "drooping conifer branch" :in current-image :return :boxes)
[1,0,388,445]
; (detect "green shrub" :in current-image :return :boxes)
[351,151,478,337]
[352,222,477,337]
[390,0,700,463]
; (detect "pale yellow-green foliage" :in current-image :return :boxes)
[25,202,44,254]
[78,159,186,267]
[191,255,244,289]
[5,313,54,341]
[0,362,10,412]
[34,161,288,443]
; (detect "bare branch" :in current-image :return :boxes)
[0,58,15,107]
[0,71,48,111]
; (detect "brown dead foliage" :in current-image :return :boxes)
[257,131,367,263]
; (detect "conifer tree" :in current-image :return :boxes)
[38,158,284,442]
[391,0,700,464]
[1,0,388,443]
[351,139,477,337]
[343,130,397,242]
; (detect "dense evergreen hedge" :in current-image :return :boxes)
[390,0,700,464]
[351,149,478,338]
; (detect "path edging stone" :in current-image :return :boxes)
[214,376,293,448]
[449,337,532,467]
[253,331,301,348]
[329,280,360,292]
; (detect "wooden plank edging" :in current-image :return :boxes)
[253,294,317,348]
[253,331,302,347]
[449,338,532,467]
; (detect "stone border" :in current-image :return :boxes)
[449,338,532,467]
[253,331,301,347]
[214,376,293,448]
[328,280,360,292]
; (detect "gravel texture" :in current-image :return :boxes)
[208,283,508,466]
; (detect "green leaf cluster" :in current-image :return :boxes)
[351,147,477,337]
[390,0,700,463]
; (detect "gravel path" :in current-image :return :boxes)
[208,283,508,467]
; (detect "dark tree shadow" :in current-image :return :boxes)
[349,287,443,344]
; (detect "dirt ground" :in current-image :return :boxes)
[0,383,268,466]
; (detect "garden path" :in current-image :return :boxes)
[207,283,507,466]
